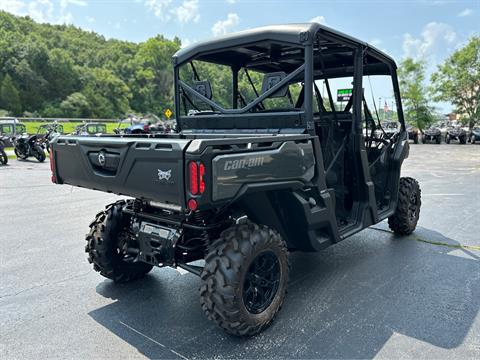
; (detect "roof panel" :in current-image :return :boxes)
[173,23,396,67]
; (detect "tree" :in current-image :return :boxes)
[45,49,79,100]
[60,92,91,117]
[398,58,434,131]
[431,37,480,129]
[0,74,22,115]
[82,68,132,118]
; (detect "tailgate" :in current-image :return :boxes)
[52,136,190,207]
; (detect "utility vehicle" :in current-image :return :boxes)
[50,23,421,336]
[423,124,442,144]
[406,124,420,144]
[469,126,480,144]
[445,125,467,144]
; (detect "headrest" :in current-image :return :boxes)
[261,72,288,98]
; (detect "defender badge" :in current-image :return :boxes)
[158,169,172,181]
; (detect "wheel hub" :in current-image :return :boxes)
[243,251,280,314]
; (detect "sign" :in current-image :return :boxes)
[337,88,352,102]
[164,108,173,119]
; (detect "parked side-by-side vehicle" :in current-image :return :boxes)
[50,23,421,336]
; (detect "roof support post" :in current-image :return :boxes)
[232,66,239,109]
[352,46,364,134]
[304,44,314,134]
[173,64,182,131]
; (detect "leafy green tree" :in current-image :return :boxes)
[60,92,91,118]
[82,68,132,118]
[0,74,22,115]
[45,49,79,100]
[431,37,480,128]
[398,58,434,130]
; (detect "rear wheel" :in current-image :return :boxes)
[460,135,466,144]
[388,177,421,235]
[86,200,153,283]
[0,148,7,165]
[445,135,450,144]
[472,136,476,144]
[200,221,289,336]
[14,148,27,160]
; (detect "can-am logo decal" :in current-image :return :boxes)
[224,157,265,171]
[157,169,172,181]
[98,152,106,166]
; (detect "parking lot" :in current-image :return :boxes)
[1,144,479,359]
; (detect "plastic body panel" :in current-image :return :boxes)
[52,136,190,207]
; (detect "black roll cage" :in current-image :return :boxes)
[172,24,405,135]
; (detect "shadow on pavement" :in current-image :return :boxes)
[89,226,480,359]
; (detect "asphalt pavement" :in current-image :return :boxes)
[1,143,479,359]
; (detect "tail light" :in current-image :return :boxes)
[49,145,57,183]
[189,161,198,195]
[188,161,206,210]
[199,163,205,194]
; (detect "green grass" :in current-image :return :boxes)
[21,121,128,134]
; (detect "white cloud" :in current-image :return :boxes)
[144,0,172,21]
[309,15,326,25]
[458,8,473,17]
[0,0,26,14]
[86,15,95,23]
[173,0,199,24]
[212,13,239,36]
[144,0,200,24]
[181,37,195,48]
[0,0,86,24]
[62,0,87,6]
[226,0,236,4]
[402,22,457,59]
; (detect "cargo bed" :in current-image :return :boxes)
[52,136,190,207]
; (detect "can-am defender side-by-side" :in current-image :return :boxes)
[50,23,421,336]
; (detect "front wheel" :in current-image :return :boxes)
[460,136,466,144]
[388,177,421,235]
[85,200,153,283]
[413,134,419,144]
[33,145,46,162]
[200,221,289,336]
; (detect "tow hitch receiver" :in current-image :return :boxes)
[134,221,180,266]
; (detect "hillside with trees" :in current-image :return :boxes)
[0,10,180,118]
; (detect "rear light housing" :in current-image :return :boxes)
[189,161,198,195]
[187,160,206,210]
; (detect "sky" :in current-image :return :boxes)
[0,0,478,113]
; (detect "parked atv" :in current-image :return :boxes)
[445,126,467,144]
[469,126,480,144]
[423,125,442,144]
[50,23,421,336]
[406,125,420,144]
[0,136,8,165]
[13,134,46,162]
